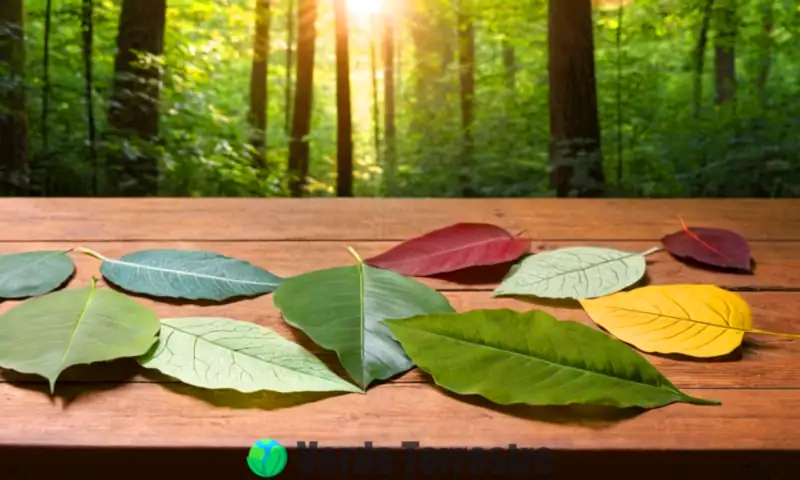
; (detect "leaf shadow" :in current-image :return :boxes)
[498,294,583,311]
[640,337,776,363]
[101,280,270,307]
[430,262,517,286]
[0,269,78,303]
[664,252,756,275]
[431,384,645,429]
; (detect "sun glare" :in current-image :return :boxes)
[347,0,384,18]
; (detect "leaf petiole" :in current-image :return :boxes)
[79,247,108,261]
[347,246,364,265]
[642,246,662,256]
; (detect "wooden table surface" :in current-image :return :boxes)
[1,198,800,479]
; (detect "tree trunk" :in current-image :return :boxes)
[370,28,381,171]
[108,0,167,196]
[382,9,397,195]
[502,39,516,92]
[714,0,737,107]
[548,0,604,197]
[82,0,98,195]
[458,2,476,196]
[0,0,29,195]
[287,0,317,197]
[755,0,773,101]
[248,0,271,169]
[284,0,294,133]
[692,0,714,118]
[333,0,353,197]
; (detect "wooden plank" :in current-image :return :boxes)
[2,240,798,291]
[0,381,797,450]
[1,198,798,241]
[2,284,799,389]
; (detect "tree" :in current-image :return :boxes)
[82,0,98,194]
[0,0,29,195]
[333,0,353,197]
[457,0,476,196]
[714,0,737,107]
[248,0,271,169]
[692,0,715,118]
[108,0,167,196]
[382,5,397,195]
[288,0,318,197]
[547,0,604,197]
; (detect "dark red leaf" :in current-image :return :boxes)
[364,223,531,276]
[660,218,752,272]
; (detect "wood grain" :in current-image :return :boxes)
[0,382,797,450]
[1,198,798,241]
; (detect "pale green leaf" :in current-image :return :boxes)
[0,279,161,393]
[385,309,719,409]
[82,248,283,301]
[138,317,361,394]
[0,250,75,299]
[493,246,656,300]
[272,249,455,389]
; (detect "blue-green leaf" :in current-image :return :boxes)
[0,250,75,299]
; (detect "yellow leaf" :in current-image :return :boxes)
[580,284,758,358]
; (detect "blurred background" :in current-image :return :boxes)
[0,0,798,198]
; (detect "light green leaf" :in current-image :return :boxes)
[82,248,283,301]
[385,309,719,409]
[0,250,75,299]
[493,246,657,300]
[0,279,161,393]
[138,317,361,394]
[272,248,455,390]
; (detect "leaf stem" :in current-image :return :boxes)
[642,246,662,256]
[347,246,364,265]
[79,247,107,261]
[749,328,800,339]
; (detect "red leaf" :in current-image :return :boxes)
[660,217,752,272]
[364,223,531,276]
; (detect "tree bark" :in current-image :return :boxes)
[333,0,353,197]
[284,0,294,133]
[108,0,167,196]
[82,0,98,194]
[458,2,476,196]
[714,0,737,107]
[548,0,604,197]
[370,27,381,172]
[755,0,773,101]
[248,0,271,169]
[0,0,29,195]
[287,0,317,197]
[692,0,714,118]
[382,9,397,196]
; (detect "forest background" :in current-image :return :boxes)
[0,0,798,199]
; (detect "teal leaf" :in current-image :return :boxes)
[493,246,657,300]
[0,250,75,299]
[0,279,161,393]
[273,248,455,390]
[138,317,361,394]
[82,248,283,301]
[384,309,719,409]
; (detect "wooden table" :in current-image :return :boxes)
[1,198,799,479]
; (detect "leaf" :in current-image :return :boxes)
[138,317,361,394]
[0,279,160,393]
[0,250,75,299]
[660,218,752,272]
[363,223,531,276]
[493,246,657,300]
[82,248,283,301]
[273,247,455,389]
[384,309,718,409]
[580,284,800,358]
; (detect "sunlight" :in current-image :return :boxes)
[347,0,384,18]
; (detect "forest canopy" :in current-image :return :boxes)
[0,0,798,198]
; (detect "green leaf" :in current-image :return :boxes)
[138,317,361,394]
[0,279,161,394]
[384,309,719,409]
[0,250,75,299]
[493,246,657,300]
[82,248,283,301]
[272,248,455,390]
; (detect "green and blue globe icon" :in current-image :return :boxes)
[247,438,288,478]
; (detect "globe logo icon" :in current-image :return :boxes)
[247,438,288,478]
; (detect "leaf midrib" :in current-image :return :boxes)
[396,322,681,395]
[602,306,749,332]
[102,256,278,287]
[506,249,641,289]
[163,322,343,381]
[59,283,97,367]
[376,234,520,267]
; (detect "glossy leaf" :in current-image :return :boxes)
[0,250,75,299]
[384,309,719,408]
[139,317,361,394]
[273,248,455,389]
[493,246,657,300]
[0,279,160,393]
[581,284,759,358]
[660,218,752,271]
[82,248,283,301]
[364,223,531,276]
